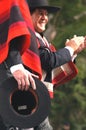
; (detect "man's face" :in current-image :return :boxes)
[31,9,48,33]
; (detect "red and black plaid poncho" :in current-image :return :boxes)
[0,0,42,78]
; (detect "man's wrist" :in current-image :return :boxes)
[65,46,74,56]
[10,64,24,73]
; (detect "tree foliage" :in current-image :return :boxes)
[46,0,86,130]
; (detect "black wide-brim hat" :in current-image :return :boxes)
[27,0,61,13]
[0,77,51,129]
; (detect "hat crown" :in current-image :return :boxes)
[27,0,49,8]
[27,0,61,13]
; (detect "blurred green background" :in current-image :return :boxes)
[45,0,86,130]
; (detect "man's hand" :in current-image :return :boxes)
[72,35,86,54]
[10,64,39,91]
[65,35,85,54]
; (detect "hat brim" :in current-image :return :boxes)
[0,77,51,129]
[30,6,61,13]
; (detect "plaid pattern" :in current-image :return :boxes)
[0,0,42,78]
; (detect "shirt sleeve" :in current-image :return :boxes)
[5,39,22,68]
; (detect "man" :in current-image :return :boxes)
[0,0,42,129]
[22,0,86,130]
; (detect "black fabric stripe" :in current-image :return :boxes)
[9,5,24,25]
[0,5,24,44]
[0,20,9,44]
[28,27,39,55]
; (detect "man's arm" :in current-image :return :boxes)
[39,47,71,72]
[5,40,37,90]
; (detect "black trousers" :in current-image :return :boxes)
[0,62,13,130]
[0,62,12,83]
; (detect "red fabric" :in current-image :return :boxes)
[49,45,78,87]
[0,0,31,62]
[49,44,56,51]
[0,0,42,78]
[49,91,53,99]
[52,69,67,84]
[22,49,42,79]
[53,61,78,88]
